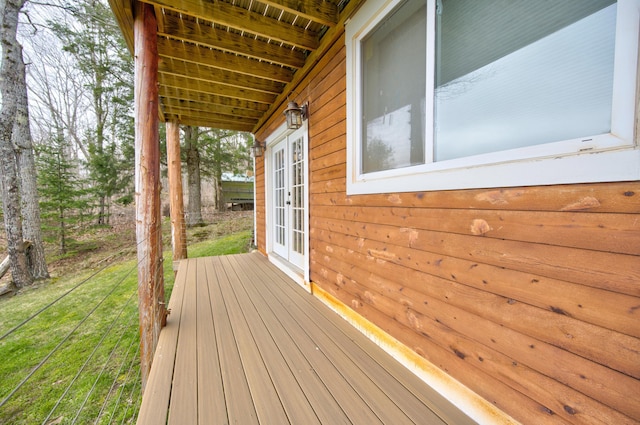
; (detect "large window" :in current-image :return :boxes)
[346,0,640,194]
[361,0,426,173]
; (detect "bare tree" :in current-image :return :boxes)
[27,35,92,160]
[49,0,133,225]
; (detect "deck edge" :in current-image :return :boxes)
[136,258,191,425]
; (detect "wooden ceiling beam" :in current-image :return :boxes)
[160,14,306,69]
[141,0,320,50]
[159,74,277,104]
[160,97,265,119]
[163,114,255,131]
[159,57,285,95]
[260,0,338,27]
[162,106,256,126]
[157,37,293,83]
[159,86,270,112]
[154,5,165,32]
[110,0,347,132]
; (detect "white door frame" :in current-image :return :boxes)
[264,122,310,290]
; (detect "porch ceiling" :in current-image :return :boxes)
[108,0,358,133]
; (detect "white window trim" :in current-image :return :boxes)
[346,0,640,195]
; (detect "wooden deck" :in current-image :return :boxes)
[136,252,475,424]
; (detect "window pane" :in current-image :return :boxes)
[361,0,427,173]
[434,1,616,161]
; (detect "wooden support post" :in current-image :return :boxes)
[166,121,187,263]
[134,1,165,391]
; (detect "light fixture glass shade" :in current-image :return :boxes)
[250,140,264,158]
[284,100,304,130]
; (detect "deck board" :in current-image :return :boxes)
[232,255,389,424]
[247,254,476,425]
[136,258,188,425]
[137,252,477,425]
[250,264,436,424]
[196,259,226,425]
[207,258,259,424]
[215,256,291,424]
[227,255,358,424]
[221,255,325,424]
[168,258,198,425]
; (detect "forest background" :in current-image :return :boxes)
[0,0,253,290]
[0,1,255,422]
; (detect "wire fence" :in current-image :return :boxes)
[0,227,167,425]
[0,209,253,424]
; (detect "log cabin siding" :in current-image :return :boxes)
[255,31,640,424]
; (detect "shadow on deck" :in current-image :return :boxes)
[137,252,475,424]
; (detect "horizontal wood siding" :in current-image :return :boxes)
[254,26,640,424]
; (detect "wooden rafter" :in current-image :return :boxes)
[162,106,256,125]
[108,0,355,131]
[157,37,294,83]
[259,0,338,27]
[159,73,277,104]
[160,98,266,119]
[160,14,307,68]
[164,114,255,131]
[142,0,320,50]
[159,86,270,112]
[158,58,285,94]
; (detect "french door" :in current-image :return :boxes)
[271,127,307,270]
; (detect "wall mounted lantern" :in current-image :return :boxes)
[283,100,308,130]
[250,139,265,158]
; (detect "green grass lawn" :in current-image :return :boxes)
[0,217,252,424]
[187,229,253,257]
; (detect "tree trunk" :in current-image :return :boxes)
[166,121,187,261]
[59,205,66,254]
[94,25,107,227]
[98,196,106,225]
[13,32,49,280]
[134,1,165,390]
[213,137,224,212]
[0,240,31,280]
[0,0,32,289]
[213,176,223,212]
[184,126,203,226]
